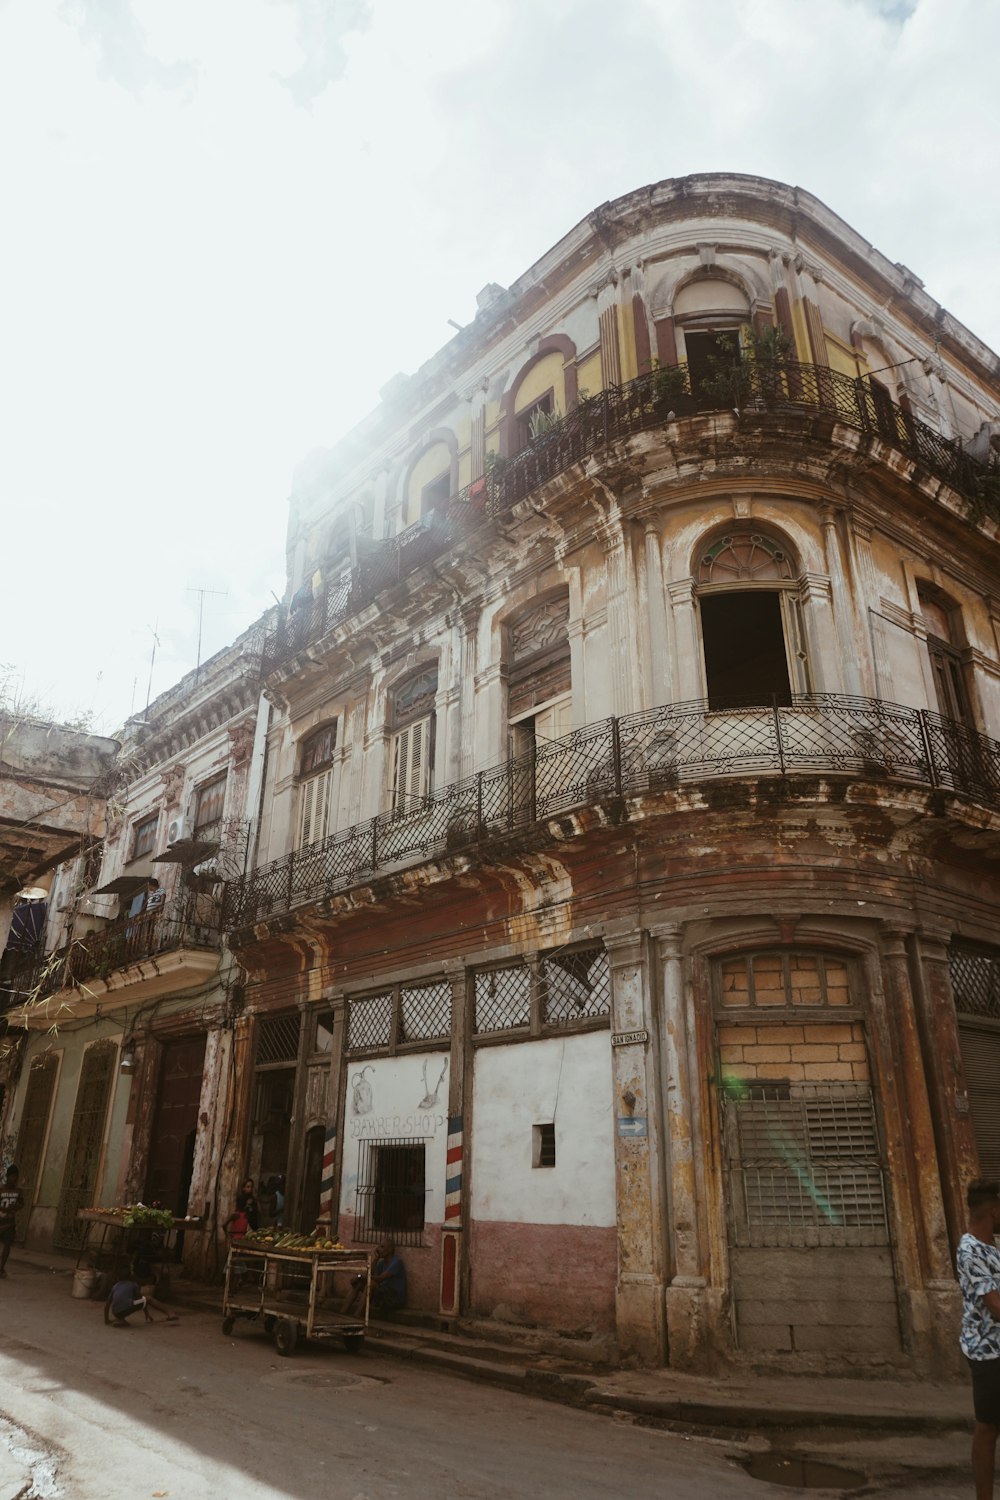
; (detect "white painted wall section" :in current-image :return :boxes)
[471,1031,615,1227]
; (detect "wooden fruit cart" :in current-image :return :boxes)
[222,1242,371,1357]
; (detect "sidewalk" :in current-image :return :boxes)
[11,1246,971,1440]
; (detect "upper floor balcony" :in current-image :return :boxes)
[222,693,1000,933]
[0,896,222,1028]
[256,359,1000,682]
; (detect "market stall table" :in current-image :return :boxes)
[75,1209,206,1289]
[222,1242,370,1356]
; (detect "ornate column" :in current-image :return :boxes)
[605,927,668,1363]
[847,518,887,698]
[643,523,672,707]
[457,605,480,780]
[601,525,632,718]
[819,506,863,695]
[597,277,623,389]
[667,580,703,702]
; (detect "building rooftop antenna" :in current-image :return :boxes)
[188,587,229,680]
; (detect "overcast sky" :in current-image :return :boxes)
[1,0,996,734]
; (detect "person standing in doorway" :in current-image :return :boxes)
[957,1178,1000,1500]
[0,1166,24,1277]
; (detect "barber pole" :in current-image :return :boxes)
[445,1115,463,1221]
[320,1122,337,1220]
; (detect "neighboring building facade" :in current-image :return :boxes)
[1,633,266,1278]
[221,173,1000,1377]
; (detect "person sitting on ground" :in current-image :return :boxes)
[0,1165,24,1278]
[345,1239,406,1317]
[104,1268,178,1328]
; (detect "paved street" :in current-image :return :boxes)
[0,1257,970,1499]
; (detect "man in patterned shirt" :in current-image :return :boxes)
[957,1178,1000,1499]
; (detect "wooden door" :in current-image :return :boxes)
[54,1042,117,1249]
[144,1035,207,1215]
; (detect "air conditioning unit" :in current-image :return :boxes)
[166,816,186,847]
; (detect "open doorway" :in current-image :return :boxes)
[701,592,792,709]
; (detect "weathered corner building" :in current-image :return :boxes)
[221,173,1000,1375]
[1,633,264,1278]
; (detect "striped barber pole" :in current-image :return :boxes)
[320,1122,338,1220]
[445,1116,463,1221]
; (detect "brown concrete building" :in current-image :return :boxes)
[221,173,1000,1375]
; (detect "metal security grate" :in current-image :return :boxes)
[347,993,393,1053]
[474,963,532,1033]
[399,980,452,1044]
[255,1012,301,1064]
[354,1137,426,1246]
[720,1081,889,1248]
[951,947,1000,1021]
[542,946,611,1023]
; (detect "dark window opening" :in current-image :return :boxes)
[516,391,554,451]
[130,814,159,862]
[355,1139,426,1246]
[684,329,740,395]
[421,472,451,520]
[533,1122,556,1168]
[300,725,336,778]
[701,591,791,710]
[194,774,227,839]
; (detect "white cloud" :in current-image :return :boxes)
[0,0,997,731]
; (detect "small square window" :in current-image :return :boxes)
[533,1122,556,1169]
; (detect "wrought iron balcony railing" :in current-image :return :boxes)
[222,694,1000,931]
[0,900,221,1014]
[257,359,1000,679]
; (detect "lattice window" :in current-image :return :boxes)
[255,1012,301,1065]
[347,993,393,1053]
[720,1081,889,1248]
[542,946,611,1023]
[354,1138,426,1246]
[718,952,852,1011]
[951,948,1000,1021]
[474,963,532,1033]
[399,980,452,1044]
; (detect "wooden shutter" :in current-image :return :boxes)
[299,769,331,848]
[959,1021,1000,1180]
[392,718,430,810]
[782,592,813,697]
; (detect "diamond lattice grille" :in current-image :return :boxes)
[950,948,1000,1021]
[542,946,611,1023]
[399,980,453,1044]
[474,964,531,1033]
[347,993,393,1053]
[255,1012,301,1064]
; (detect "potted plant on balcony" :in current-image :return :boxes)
[648,359,694,418]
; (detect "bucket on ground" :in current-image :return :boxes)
[71,1267,98,1299]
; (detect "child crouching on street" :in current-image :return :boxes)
[104,1268,179,1328]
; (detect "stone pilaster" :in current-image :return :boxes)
[605,928,668,1363]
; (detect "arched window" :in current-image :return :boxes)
[918,587,973,727]
[391,667,438,811]
[404,440,455,529]
[297,723,337,849]
[674,277,750,394]
[695,529,810,710]
[506,595,572,757]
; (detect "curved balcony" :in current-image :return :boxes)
[257,360,1000,680]
[222,694,1000,931]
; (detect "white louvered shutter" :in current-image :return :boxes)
[299,770,331,848]
[392,718,430,811]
